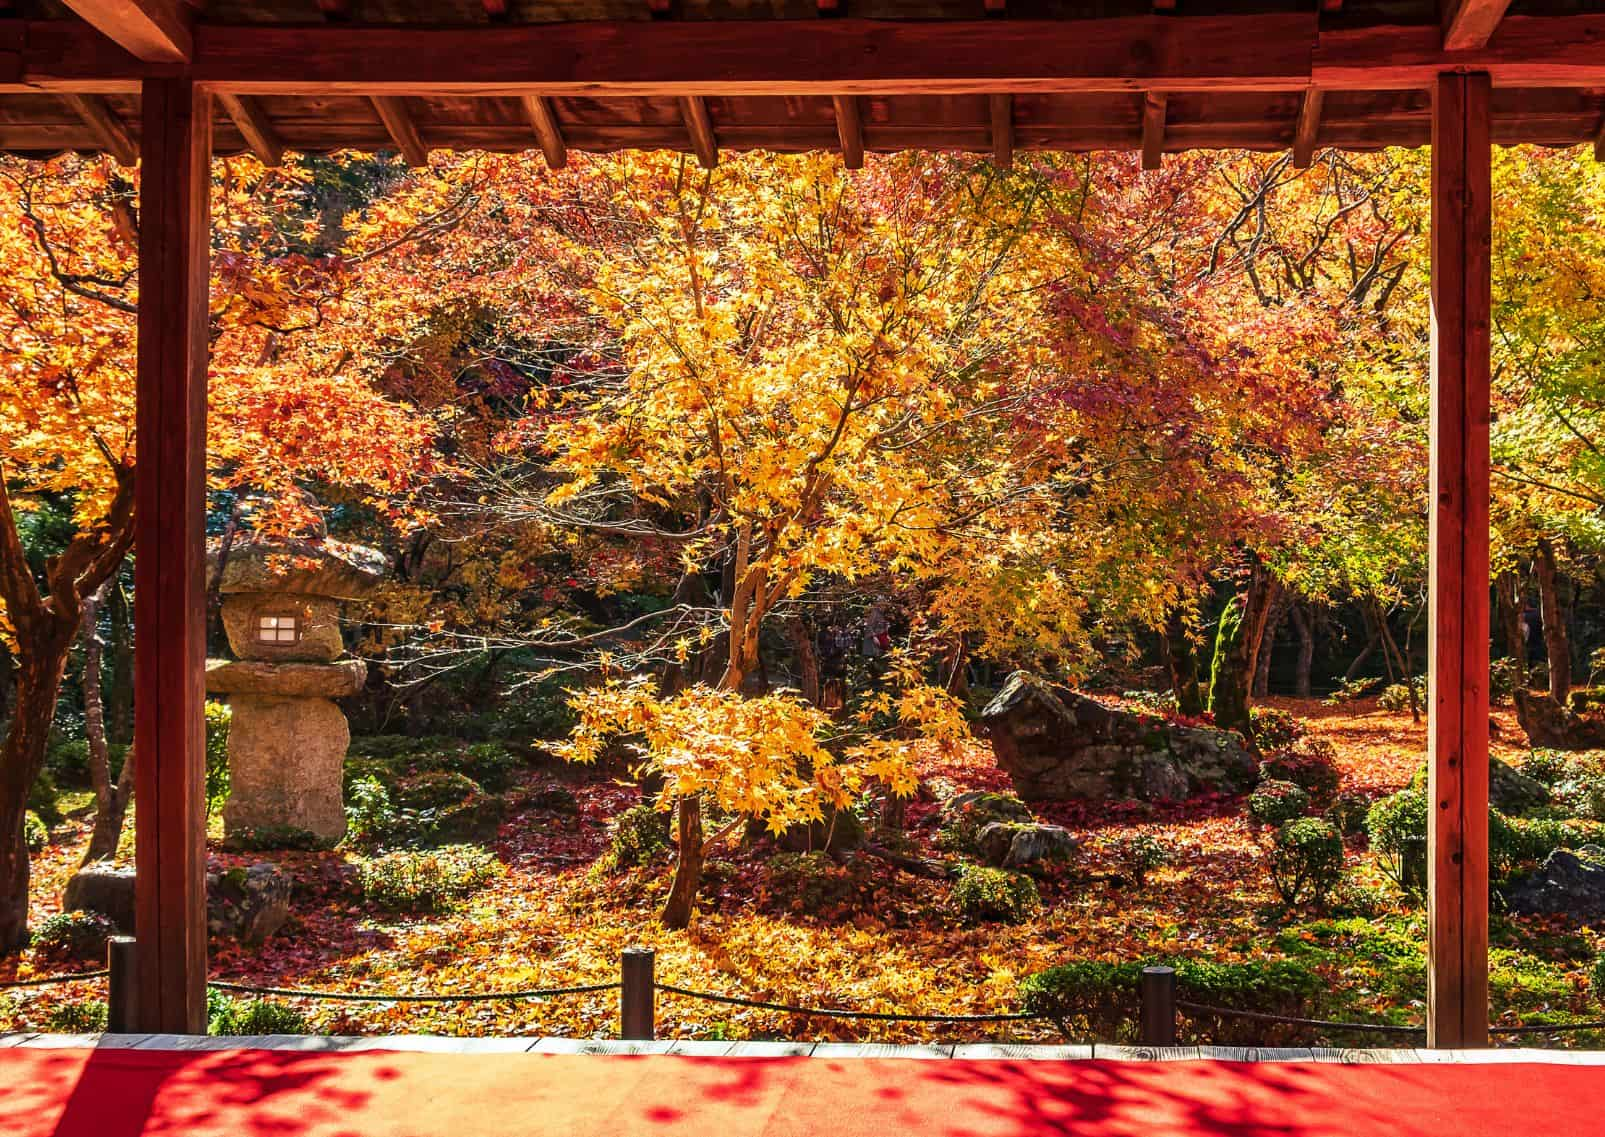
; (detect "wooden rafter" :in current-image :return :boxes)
[1292,87,1324,169]
[482,0,509,20]
[57,0,192,62]
[990,93,1013,168]
[833,94,863,169]
[1442,0,1514,53]
[520,94,567,170]
[679,95,718,168]
[370,95,428,166]
[61,92,136,166]
[216,92,283,167]
[1140,91,1166,170]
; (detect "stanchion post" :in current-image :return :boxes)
[621,947,656,1040]
[1140,965,1177,1047]
[108,936,138,1034]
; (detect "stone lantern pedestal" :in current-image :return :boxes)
[206,538,385,846]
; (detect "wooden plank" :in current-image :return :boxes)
[370,95,428,165]
[520,94,566,169]
[1442,0,1515,53]
[1293,87,1323,168]
[990,92,1013,168]
[1426,69,1491,1051]
[181,16,1318,96]
[1141,90,1166,169]
[679,94,717,168]
[215,92,282,167]
[1315,16,1605,90]
[57,0,191,63]
[832,93,863,169]
[133,75,210,1037]
[60,92,136,165]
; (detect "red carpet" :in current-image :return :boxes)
[2,1047,1603,1137]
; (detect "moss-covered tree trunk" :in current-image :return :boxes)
[1162,606,1206,716]
[1208,564,1276,737]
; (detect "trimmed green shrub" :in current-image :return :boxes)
[46,999,108,1033]
[1249,707,1305,753]
[358,844,503,912]
[1553,772,1605,822]
[951,865,1040,924]
[1378,678,1426,713]
[937,793,1032,855]
[607,804,671,869]
[1258,738,1340,801]
[31,911,115,962]
[766,851,879,915]
[454,743,519,793]
[205,700,232,817]
[1325,792,1371,838]
[1019,958,1321,1045]
[1366,789,1428,891]
[1269,819,1344,907]
[24,811,49,854]
[345,775,399,847]
[1248,780,1310,827]
[1112,833,1170,886]
[207,989,310,1036]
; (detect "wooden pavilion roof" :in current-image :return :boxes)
[1,1,1604,167]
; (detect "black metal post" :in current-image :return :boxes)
[107,936,138,1034]
[620,947,656,1040]
[1139,965,1177,1047]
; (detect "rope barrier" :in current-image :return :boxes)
[1175,1000,1425,1037]
[0,970,108,991]
[206,979,620,1004]
[1489,1020,1605,1035]
[657,983,1044,1023]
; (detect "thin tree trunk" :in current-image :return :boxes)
[1163,606,1205,716]
[786,617,822,706]
[80,579,136,866]
[0,654,73,952]
[661,795,704,930]
[944,634,970,699]
[1253,590,1291,698]
[1374,601,1419,722]
[1494,569,1527,692]
[1289,604,1316,700]
[1536,537,1571,703]
[105,580,134,744]
[1343,629,1379,683]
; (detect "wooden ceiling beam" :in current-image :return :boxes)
[370,95,428,166]
[1140,91,1165,170]
[990,93,1012,168]
[679,95,717,168]
[1441,0,1514,53]
[216,91,283,166]
[60,92,136,165]
[832,94,863,169]
[1292,87,1323,168]
[520,94,567,169]
[57,0,191,62]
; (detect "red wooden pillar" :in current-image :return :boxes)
[133,76,211,1035]
[1426,70,1491,1050]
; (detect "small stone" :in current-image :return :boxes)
[206,863,292,946]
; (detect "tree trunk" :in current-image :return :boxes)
[661,795,704,930]
[80,580,136,866]
[1162,606,1205,716]
[1253,590,1291,698]
[1343,629,1379,683]
[786,617,822,706]
[944,634,970,699]
[1374,601,1420,722]
[1536,537,1571,703]
[1208,564,1277,736]
[105,581,134,744]
[1288,604,1316,700]
[1494,569,1527,691]
[0,654,73,953]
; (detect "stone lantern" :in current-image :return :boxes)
[205,538,386,845]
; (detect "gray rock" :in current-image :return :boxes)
[980,672,1256,803]
[975,821,1078,869]
[63,863,136,932]
[1507,849,1605,922]
[207,863,292,946]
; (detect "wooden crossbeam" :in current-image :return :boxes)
[1293,87,1324,168]
[679,95,718,168]
[1141,91,1166,169]
[370,95,428,166]
[58,0,191,62]
[1442,0,1514,52]
[61,92,136,166]
[990,93,1013,168]
[216,92,283,167]
[833,94,863,169]
[482,0,510,20]
[520,94,567,169]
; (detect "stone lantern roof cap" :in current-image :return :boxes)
[212,537,387,599]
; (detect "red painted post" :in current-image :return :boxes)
[133,76,212,1036]
[1426,70,1492,1050]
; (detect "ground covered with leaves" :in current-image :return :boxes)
[6,698,1604,1047]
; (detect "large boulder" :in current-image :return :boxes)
[64,861,292,946]
[980,672,1256,803]
[63,863,137,932]
[1506,848,1605,922]
[1513,690,1605,750]
[1409,755,1550,817]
